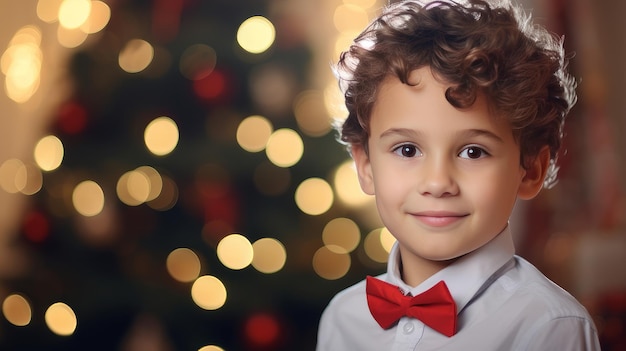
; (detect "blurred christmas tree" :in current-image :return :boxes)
[1,0,388,350]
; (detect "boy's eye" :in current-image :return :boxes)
[459,146,488,159]
[393,144,421,158]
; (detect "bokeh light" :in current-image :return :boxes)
[146,174,178,211]
[293,90,332,137]
[344,0,378,8]
[144,116,179,156]
[295,177,334,215]
[265,128,304,167]
[57,25,88,48]
[244,313,281,347]
[117,169,150,206]
[34,135,64,171]
[322,217,360,253]
[364,228,391,263]
[191,275,227,310]
[2,25,42,103]
[249,64,295,116]
[119,39,154,73]
[251,238,287,274]
[236,115,273,152]
[79,1,110,34]
[180,44,217,80]
[312,246,351,280]
[72,180,105,217]
[45,302,77,336]
[333,159,371,206]
[380,227,396,253]
[58,0,92,29]
[198,346,225,351]
[2,294,32,327]
[166,248,202,283]
[0,158,41,195]
[37,0,64,23]
[14,162,43,195]
[237,16,275,54]
[333,4,369,34]
[217,234,253,270]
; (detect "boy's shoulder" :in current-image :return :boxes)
[489,255,593,321]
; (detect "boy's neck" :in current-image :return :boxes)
[398,246,457,287]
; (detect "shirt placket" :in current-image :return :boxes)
[392,316,425,351]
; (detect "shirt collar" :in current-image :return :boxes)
[385,224,515,314]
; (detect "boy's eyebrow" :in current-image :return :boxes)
[457,129,504,143]
[378,128,504,143]
[378,128,423,139]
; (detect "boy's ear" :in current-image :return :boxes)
[518,146,551,200]
[351,145,375,195]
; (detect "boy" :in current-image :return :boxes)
[316,0,601,350]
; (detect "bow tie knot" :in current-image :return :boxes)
[366,276,457,337]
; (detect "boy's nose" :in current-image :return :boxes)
[416,157,459,198]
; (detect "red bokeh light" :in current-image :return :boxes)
[192,69,228,101]
[244,313,282,348]
[22,211,49,243]
[56,101,87,135]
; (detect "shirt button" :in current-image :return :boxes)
[403,322,415,334]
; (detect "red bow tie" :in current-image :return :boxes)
[366,276,457,337]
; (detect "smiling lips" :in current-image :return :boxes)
[411,211,468,227]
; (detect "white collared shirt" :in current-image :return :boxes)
[316,227,600,350]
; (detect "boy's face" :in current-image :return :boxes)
[352,67,546,284]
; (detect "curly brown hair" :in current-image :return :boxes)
[336,0,576,187]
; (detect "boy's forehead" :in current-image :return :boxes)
[373,67,512,132]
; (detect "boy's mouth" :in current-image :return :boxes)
[410,211,468,227]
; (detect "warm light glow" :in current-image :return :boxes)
[136,166,163,201]
[167,248,202,282]
[117,166,162,206]
[72,180,105,216]
[380,227,396,253]
[58,0,92,29]
[119,39,154,73]
[237,16,275,54]
[295,178,334,215]
[37,0,64,23]
[79,1,110,34]
[2,26,42,103]
[364,228,390,263]
[144,116,179,156]
[198,346,225,351]
[57,25,88,48]
[293,90,332,137]
[191,275,227,310]
[45,302,77,336]
[312,246,351,280]
[322,217,360,253]
[333,4,369,33]
[0,158,25,194]
[343,0,378,8]
[147,174,178,211]
[15,162,43,195]
[265,128,304,168]
[180,44,217,80]
[333,159,371,206]
[236,115,273,152]
[34,135,64,171]
[323,80,348,121]
[2,294,32,326]
[217,234,253,270]
[252,238,287,274]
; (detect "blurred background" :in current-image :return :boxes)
[0,0,624,350]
